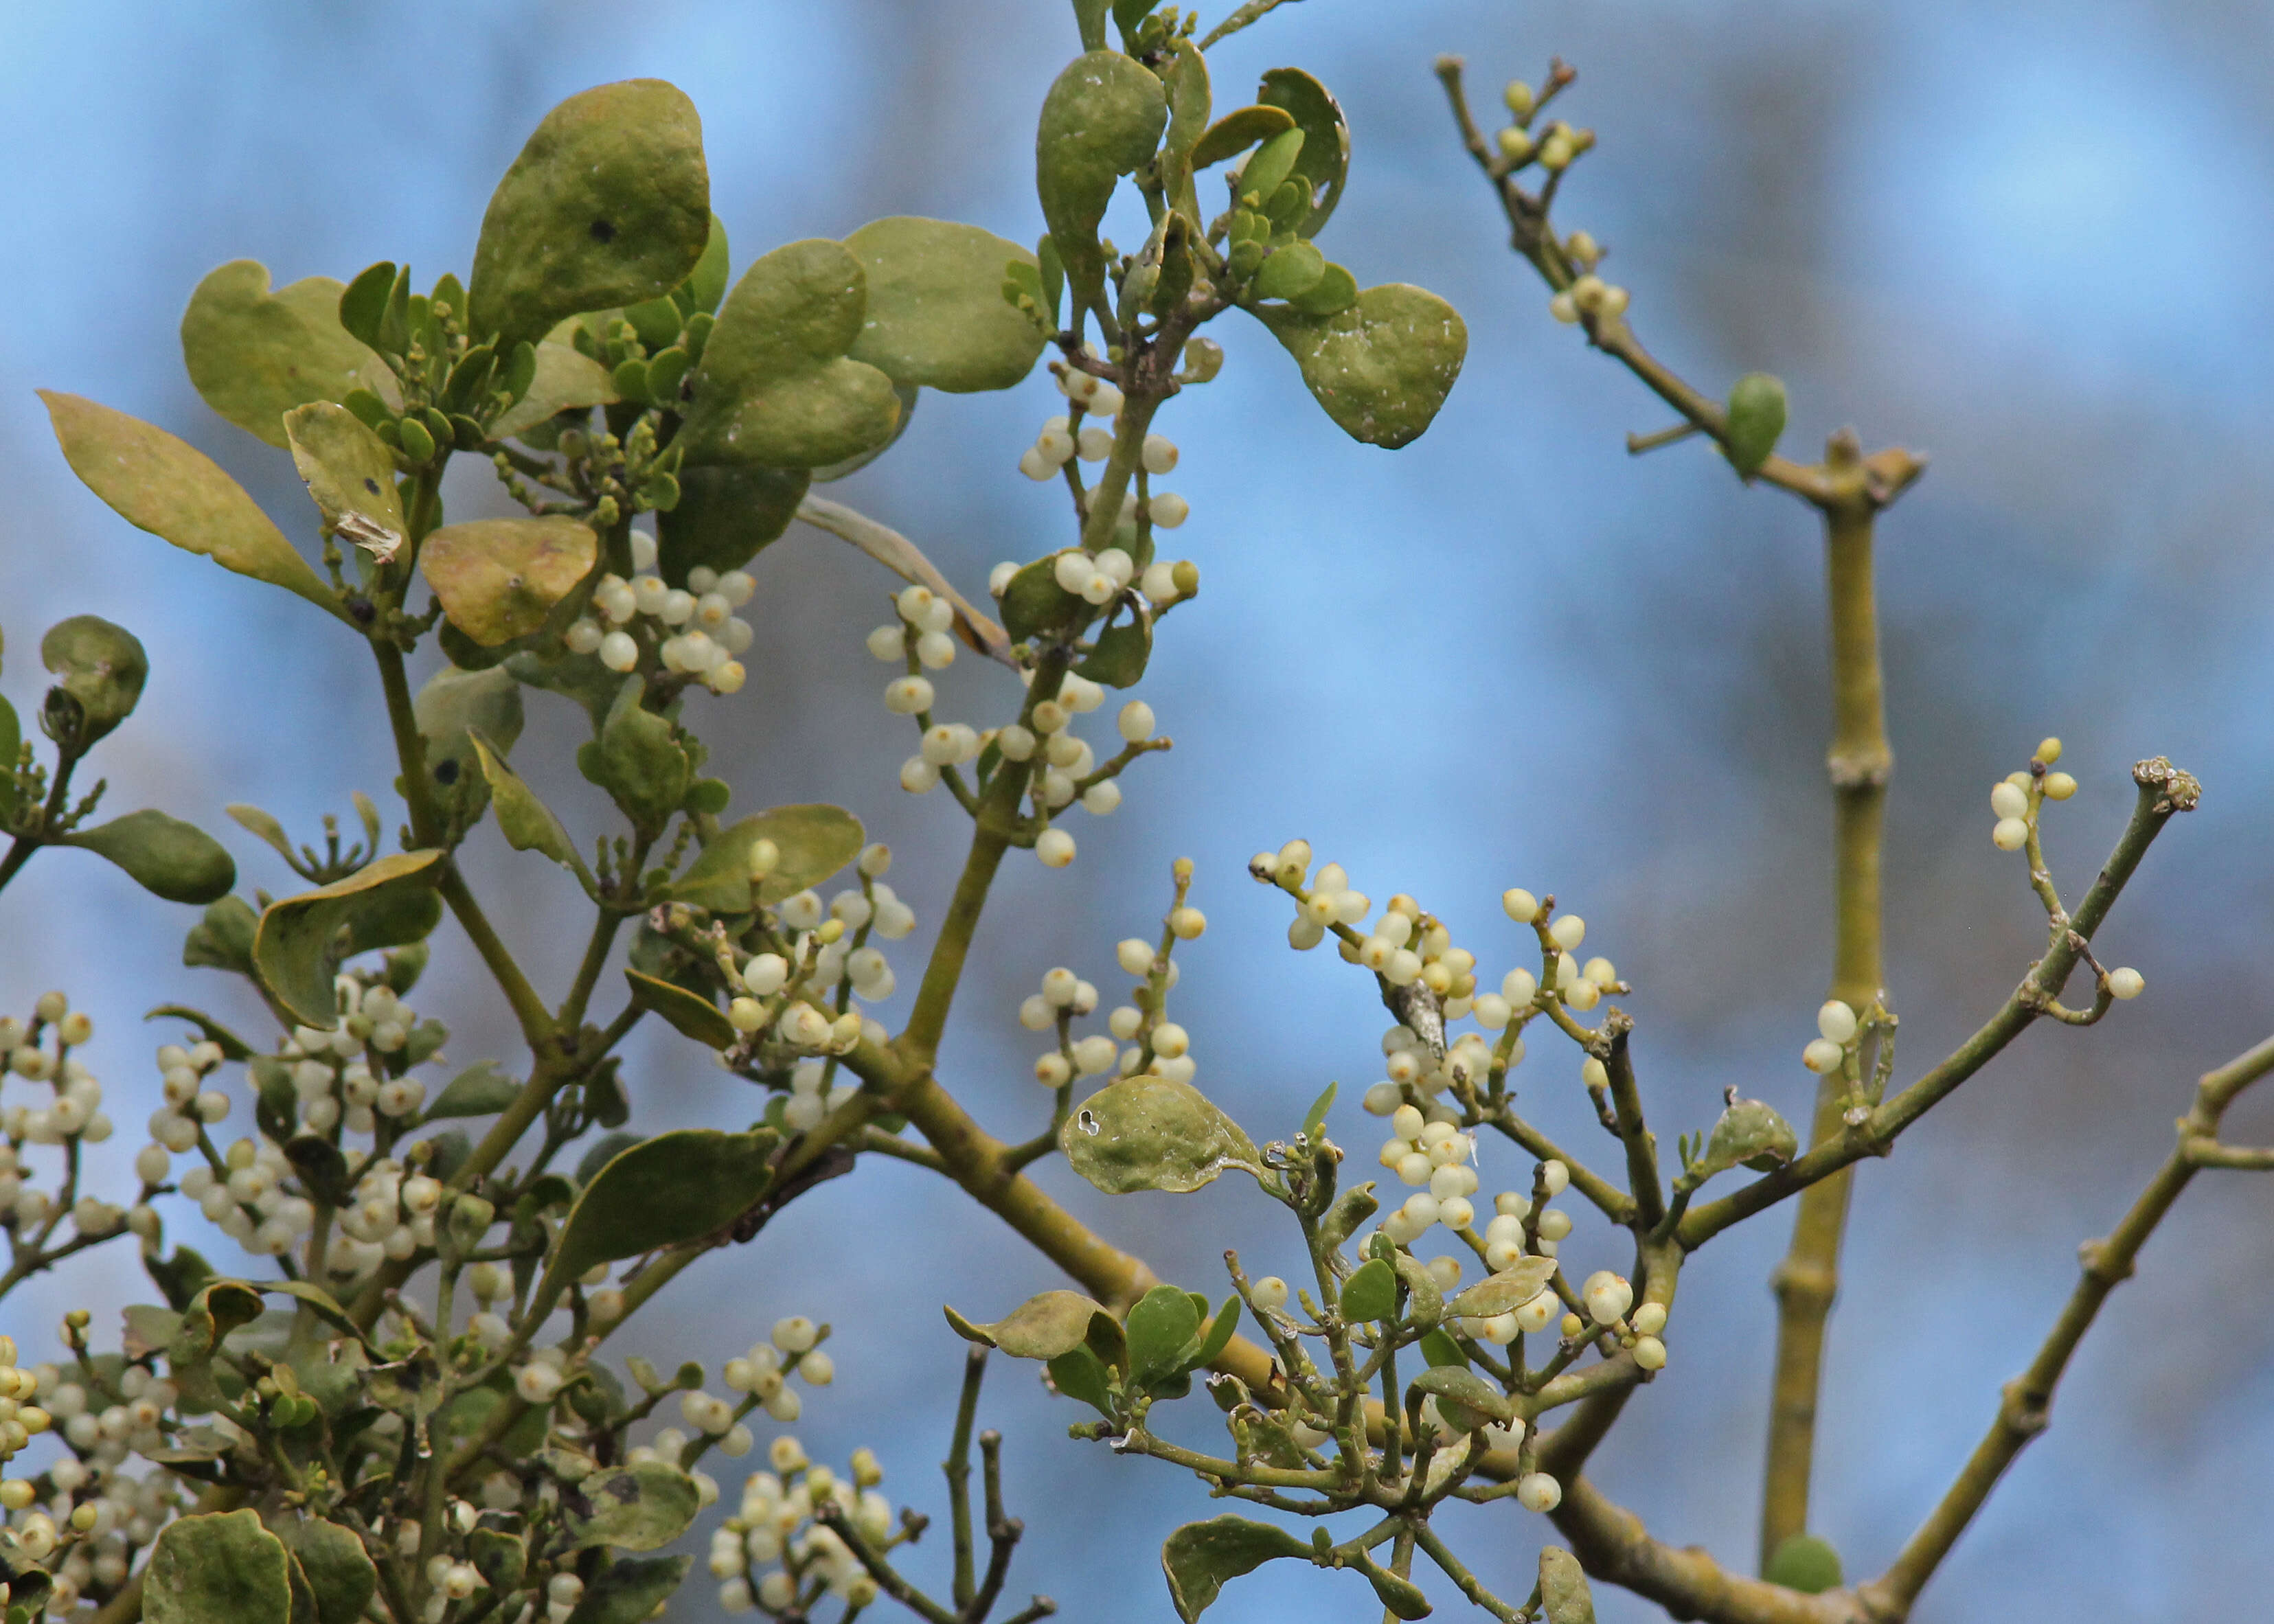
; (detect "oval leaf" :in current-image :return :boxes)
[1190,104,1296,170]
[679,239,903,470]
[1126,1282,1203,1387]
[576,675,690,830]
[468,80,712,346]
[146,1509,293,1624]
[284,402,405,562]
[947,1290,1110,1361]
[1691,1095,1798,1185]
[253,851,445,1027]
[181,261,383,448]
[1036,52,1169,314]
[1339,1257,1397,1323]
[1161,1516,1311,1623]
[65,810,236,905]
[269,1518,376,1624]
[667,803,865,913]
[1062,1075,1262,1194]
[1445,1256,1561,1320]
[420,517,598,646]
[1540,1547,1597,1624]
[424,1061,521,1121]
[845,217,1047,393]
[39,391,342,619]
[1254,284,1468,449]
[1409,1364,1513,1427]
[658,461,810,583]
[566,1461,701,1552]
[41,613,147,742]
[549,1127,781,1284]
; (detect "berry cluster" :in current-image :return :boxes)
[565,529,757,693]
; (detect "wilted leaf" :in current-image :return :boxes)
[181,262,383,448]
[146,1509,293,1624]
[252,851,444,1026]
[547,1127,781,1286]
[283,402,405,561]
[1160,1516,1312,1623]
[678,239,902,470]
[1254,284,1467,449]
[1036,52,1168,315]
[843,217,1047,393]
[566,1461,701,1552]
[667,804,864,912]
[468,80,711,347]
[1444,1256,1561,1320]
[420,517,596,645]
[65,810,236,904]
[1062,1075,1263,1194]
[38,392,341,620]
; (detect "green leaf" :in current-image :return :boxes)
[667,803,864,912]
[336,262,398,351]
[181,262,384,448]
[416,664,525,817]
[1725,371,1788,478]
[491,341,620,441]
[146,1509,293,1624]
[1159,1516,1312,1623]
[1339,1257,1397,1323]
[576,676,690,829]
[843,218,1048,393]
[565,1461,701,1552]
[65,810,236,904]
[562,1555,690,1624]
[252,851,445,1027]
[1036,52,1168,317]
[678,238,904,470]
[1194,1294,1241,1369]
[1254,283,1468,449]
[468,80,711,347]
[547,1126,781,1286]
[503,648,624,731]
[1317,1181,1378,1255]
[1072,0,1111,50]
[144,1005,256,1061]
[657,461,810,583]
[622,968,736,1049]
[1688,1093,1798,1185]
[0,694,18,821]
[268,1519,376,1624]
[1000,554,1087,643]
[424,1061,521,1121]
[1301,1080,1337,1141]
[41,614,147,742]
[1062,1075,1264,1194]
[1539,1547,1598,1623]
[1284,259,1357,317]
[282,402,405,559]
[1126,1283,1203,1388]
[1256,67,1350,237]
[1045,1345,1116,1415]
[471,733,584,876]
[1189,105,1295,170]
[1409,1364,1512,1430]
[468,1527,527,1595]
[1075,604,1152,686]
[121,1304,183,1360]
[1763,1534,1842,1595]
[945,1290,1115,1362]
[1251,240,1325,302]
[1234,127,1305,208]
[145,1244,216,1312]
[1159,39,1212,187]
[419,517,597,646]
[808,382,918,482]
[40,392,342,619]
[1444,1256,1561,1320]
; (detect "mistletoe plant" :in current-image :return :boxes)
[0,5,2260,1624]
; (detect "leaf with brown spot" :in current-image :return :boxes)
[420,518,597,646]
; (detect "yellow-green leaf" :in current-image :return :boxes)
[1036,52,1168,315]
[945,1290,1112,1361]
[39,391,343,619]
[471,733,584,876]
[1540,1547,1598,1624]
[565,1462,701,1552]
[1253,283,1468,449]
[1062,1075,1262,1195]
[181,261,385,448]
[253,851,445,1027]
[667,804,864,913]
[419,517,596,646]
[146,1509,293,1624]
[622,969,736,1050]
[1444,1256,1560,1320]
[468,80,711,347]
[1160,1516,1312,1623]
[492,341,620,441]
[283,402,404,560]
[679,239,903,470]
[1256,67,1350,237]
[843,217,1047,393]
